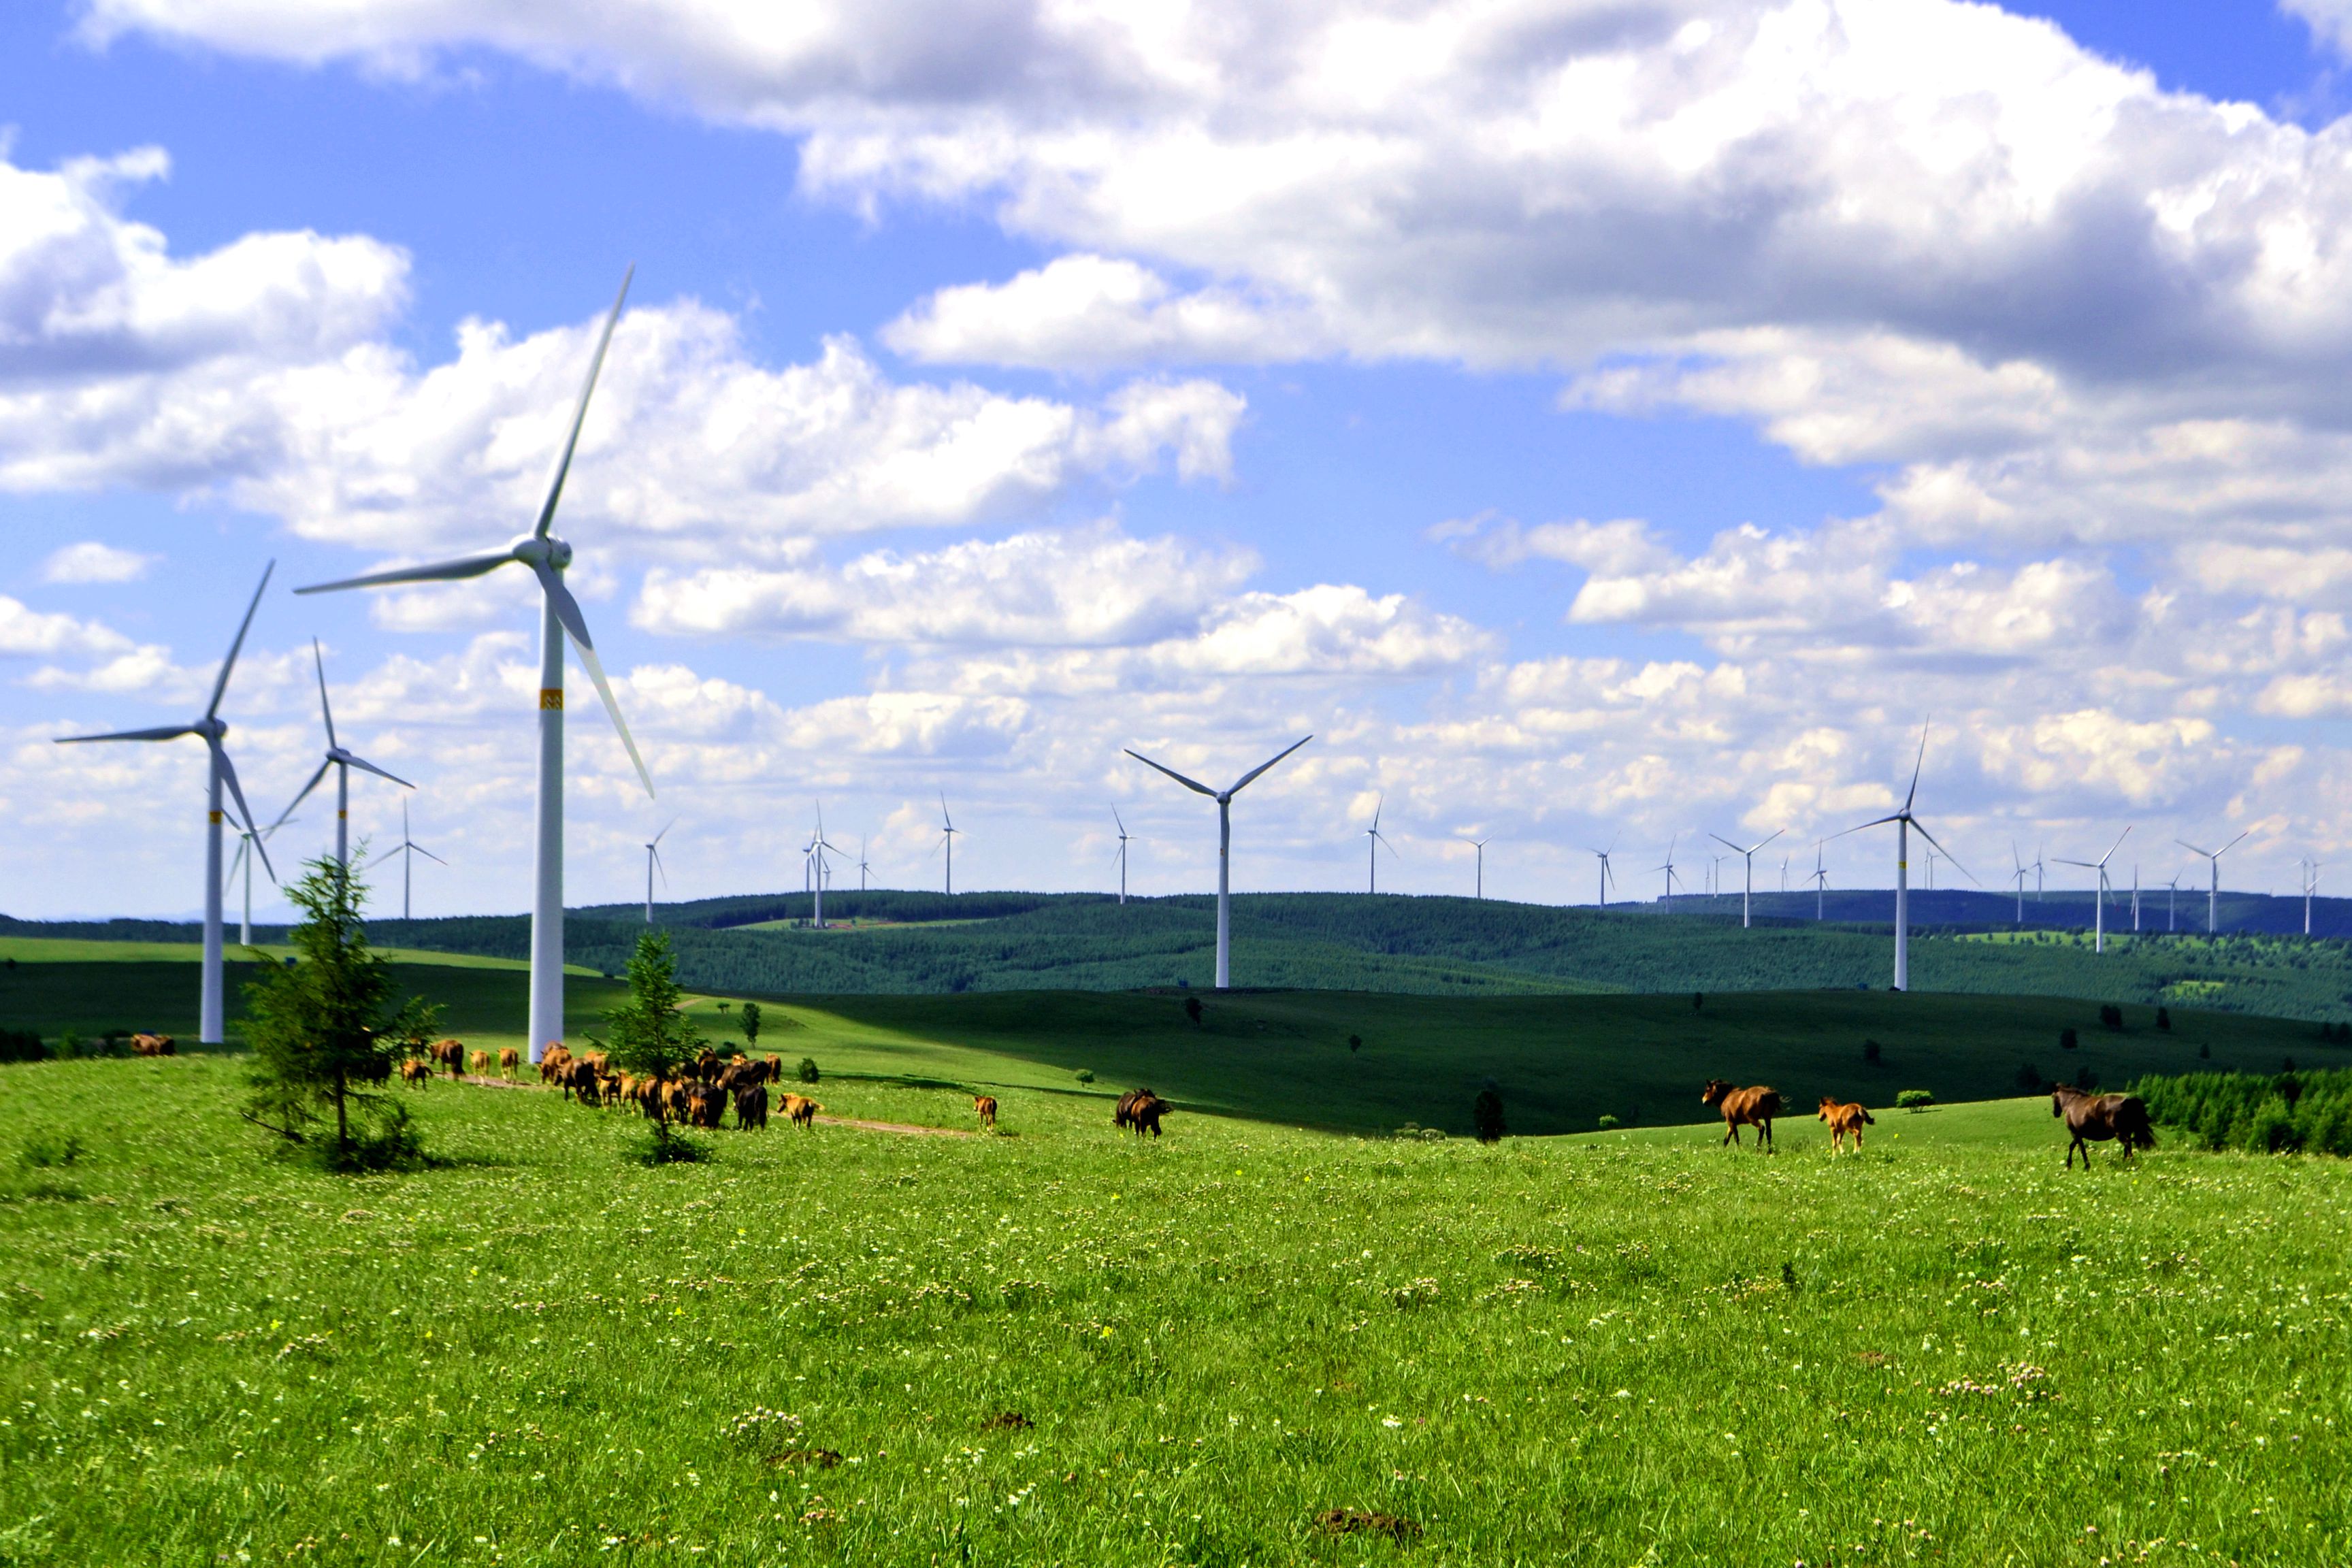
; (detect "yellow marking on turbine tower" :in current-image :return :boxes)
[209,811,223,823]
[540,688,564,709]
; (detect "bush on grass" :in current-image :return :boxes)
[1895,1089,1934,1111]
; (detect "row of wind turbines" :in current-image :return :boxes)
[56,273,2313,1055]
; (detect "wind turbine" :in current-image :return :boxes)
[1833,722,1970,992]
[2033,845,2046,900]
[858,834,872,892]
[274,638,412,869]
[937,795,960,896]
[808,806,844,928]
[1125,734,1312,990]
[642,820,674,924]
[1808,842,1828,919]
[2176,830,2248,934]
[1112,806,1133,904]
[1708,828,1782,929]
[2132,866,2140,932]
[1463,837,1490,900]
[297,272,651,1064]
[2010,842,2029,924]
[56,564,276,1045]
[1364,796,1396,894]
[1592,846,1616,908]
[2055,828,2131,955]
[1779,851,1790,894]
[1654,835,1681,911]
[2303,858,2320,936]
[2166,873,2180,932]
[229,811,296,947]
[368,800,442,922]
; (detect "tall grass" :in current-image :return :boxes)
[2132,1066,2352,1155]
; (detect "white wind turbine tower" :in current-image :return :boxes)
[1780,851,1790,894]
[1363,796,1396,894]
[1833,723,1970,992]
[937,795,960,895]
[2055,828,2131,955]
[642,820,674,924]
[1125,735,1312,990]
[2175,830,2248,934]
[2166,873,2180,932]
[2303,858,2320,936]
[1808,842,1829,919]
[2132,866,2140,931]
[858,834,872,892]
[1591,846,1616,909]
[370,800,442,922]
[1112,806,1134,904]
[298,272,652,1064]
[56,564,276,1045]
[274,638,412,869]
[1463,837,1490,900]
[1708,829,1782,929]
[2010,842,2029,924]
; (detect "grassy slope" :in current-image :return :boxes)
[7,947,2343,1132]
[3,1059,2347,1565]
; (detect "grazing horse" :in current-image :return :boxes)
[973,1094,998,1131]
[1816,1097,1875,1154]
[1113,1090,1170,1138]
[1701,1080,1782,1151]
[2051,1084,2156,1169]
[497,1047,519,1079]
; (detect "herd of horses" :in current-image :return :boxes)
[1699,1078,2159,1166]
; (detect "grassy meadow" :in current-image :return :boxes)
[3,1054,2350,1565]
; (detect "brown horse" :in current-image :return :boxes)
[2051,1084,2156,1169]
[1816,1096,1874,1154]
[973,1094,998,1131]
[1701,1080,1782,1151]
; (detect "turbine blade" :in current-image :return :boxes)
[56,724,197,744]
[416,845,446,866]
[1125,749,1217,797]
[537,265,634,540]
[2219,830,2250,857]
[2100,826,2132,865]
[1708,833,1743,854]
[337,751,414,789]
[1827,813,1905,841]
[1228,734,1313,794]
[2175,838,2212,858]
[312,638,338,749]
[653,819,675,847]
[532,559,655,797]
[274,759,333,830]
[1908,820,1976,884]
[206,561,274,721]
[212,745,271,881]
[297,551,517,594]
[1752,828,1784,853]
[1111,804,1126,834]
[1903,720,1929,812]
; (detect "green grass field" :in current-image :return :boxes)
[3,1056,2348,1565]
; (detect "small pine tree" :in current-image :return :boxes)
[1348,1033,1362,1053]
[1184,996,1203,1026]
[1472,1080,1505,1143]
[242,853,438,1171]
[2060,1027,2079,1051]
[2198,1041,2210,1059]
[2155,1006,2172,1032]
[740,1001,762,1050]
[1863,1038,1882,1064]
[1691,992,1704,1013]
[605,931,706,1157]
[798,1057,820,1084]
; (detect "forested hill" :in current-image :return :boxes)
[12,889,2352,1022]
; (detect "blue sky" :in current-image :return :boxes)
[7,0,2352,918]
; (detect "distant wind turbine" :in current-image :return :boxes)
[1112,806,1134,904]
[858,834,872,892]
[2166,873,2180,932]
[1708,828,1783,929]
[1592,846,1616,909]
[1364,796,1395,894]
[1125,734,1312,990]
[56,564,276,1045]
[937,795,960,895]
[643,820,674,924]
[2131,865,2140,932]
[2303,858,2320,936]
[275,638,412,870]
[1779,851,1791,894]
[2010,842,2029,924]
[808,806,843,928]
[1654,835,1682,911]
[1463,837,1490,900]
[2055,828,2131,955]
[297,272,651,1063]
[1808,842,1828,919]
[368,800,442,922]
[2176,830,2249,934]
[229,811,296,947]
[1832,721,1972,992]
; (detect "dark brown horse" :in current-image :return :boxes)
[2051,1084,2156,1169]
[1114,1089,1171,1137]
[1701,1080,1782,1151]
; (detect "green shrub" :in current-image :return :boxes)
[0,1027,47,1064]
[2132,1067,2352,1157]
[2060,1028,2079,1051]
[1473,1081,1505,1143]
[1596,1114,1621,1131]
[1863,1038,1882,1064]
[797,1058,820,1084]
[1074,1068,1094,1084]
[18,1133,84,1169]
[1895,1089,1934,1111]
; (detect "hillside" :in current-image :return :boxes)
[14,887,2352,1019]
